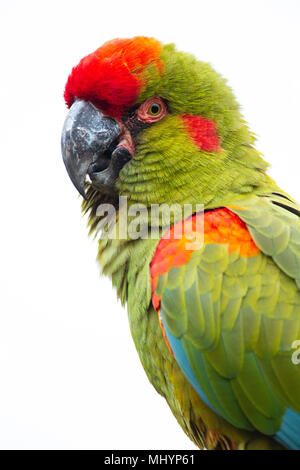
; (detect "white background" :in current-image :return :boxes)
[0,0,299,450]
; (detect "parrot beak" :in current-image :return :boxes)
[61,100,131,199]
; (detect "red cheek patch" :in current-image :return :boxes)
[64,37,163,119]
[182,114,221,153]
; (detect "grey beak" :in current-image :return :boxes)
[61,100,122,198]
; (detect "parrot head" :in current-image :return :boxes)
[62,37,269,209]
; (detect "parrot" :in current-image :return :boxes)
[61,36,300,450]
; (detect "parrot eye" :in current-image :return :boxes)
[137,97,167,123]
[149,103,161,115]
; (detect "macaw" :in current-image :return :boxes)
[61,37,300,450]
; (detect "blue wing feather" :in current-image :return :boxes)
[275,409,300,450]
[162,308,300,449]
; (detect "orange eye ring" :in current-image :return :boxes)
[137,97,167,123]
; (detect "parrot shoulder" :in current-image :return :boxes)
[150,193,300,449]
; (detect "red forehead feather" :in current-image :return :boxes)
[64,37,163,118]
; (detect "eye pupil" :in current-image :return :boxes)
[149,103,160,115]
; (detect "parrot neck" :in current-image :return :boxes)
[114,112,277,209]
[117,152,276,210]
[82,140,278,307]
